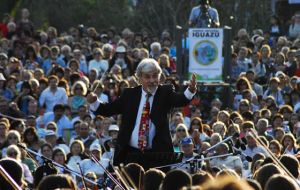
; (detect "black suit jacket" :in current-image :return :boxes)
[93,84,192,165]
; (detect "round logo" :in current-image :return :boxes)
[193,40,218,65]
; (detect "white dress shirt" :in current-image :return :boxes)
[90,87,195,149]
[39,87,68,113]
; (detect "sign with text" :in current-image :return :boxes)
[188,28,223,82]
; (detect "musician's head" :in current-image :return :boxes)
[136,58,162,94]
[37,174,77,190]
[161,169,192,190]
[144,169,165,190]
[201,176,253,190]
[0,158,25,190]
[254,164,283,190]
[265,174,299,190]
[280,155,299,179]
[124,163,145,189]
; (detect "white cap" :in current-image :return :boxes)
[116,46,126,53]
[44,130,57,137]
[275,71,285,78]
[108,124,119,131]
[89,143,101,152]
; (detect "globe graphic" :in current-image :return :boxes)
[193,41,218,65]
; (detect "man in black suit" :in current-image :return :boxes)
[87,58,197,169]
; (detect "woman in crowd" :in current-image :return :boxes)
[66,139,88,172]
[23,127,43,152]
[6,144,33,184]
[68,80,87,116]
[269,140,282,158]
[172,123,189,152]
[189,117,208,151]
[2,130,21,157]
[282,133,299,155]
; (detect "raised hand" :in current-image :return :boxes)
[86,92,98,104]
[188,73,197,93]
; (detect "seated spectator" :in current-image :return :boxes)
[80,143,109,178]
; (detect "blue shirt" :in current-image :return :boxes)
[39,112,72,137]
[189,6,219,28]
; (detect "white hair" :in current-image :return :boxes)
[102,43,113,52]
[6,144,21,160]
[257,118,269,127]
[61,45,72,53]
[136,58,162,78]
[150,42,161,51]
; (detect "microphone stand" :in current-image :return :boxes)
[203,133,239,154]
[90,154,127,190]
[155,153,233,169]
[0,165,22,190]
[77,163,88,190]
[17,144,101,187]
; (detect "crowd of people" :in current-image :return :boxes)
[0,5,300,190]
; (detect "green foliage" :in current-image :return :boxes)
[0,0,273,35]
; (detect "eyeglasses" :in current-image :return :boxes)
[177,129,185,132]
[94,52,101,55]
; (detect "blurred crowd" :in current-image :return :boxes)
[0,7,300,190]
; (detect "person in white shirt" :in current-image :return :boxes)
[80,143,109,178]
[88,48,109,77]
[39,75,68,113]
[209,143,243,176]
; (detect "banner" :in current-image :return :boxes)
[188,28,223,83]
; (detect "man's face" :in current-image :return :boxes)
[49,78,58,89]
[0,56,8,66]
[256,121,267,133]
[139,70,160,94]
[45,135,57,145]
[246,136,257,148]
[54,109,64,119]
[79,123,89,138]
[181,144,194,155]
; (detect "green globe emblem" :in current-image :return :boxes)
[193,40,218,65]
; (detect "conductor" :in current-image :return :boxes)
[87,58,197,169]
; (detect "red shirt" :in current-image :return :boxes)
[0,23,8,38]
